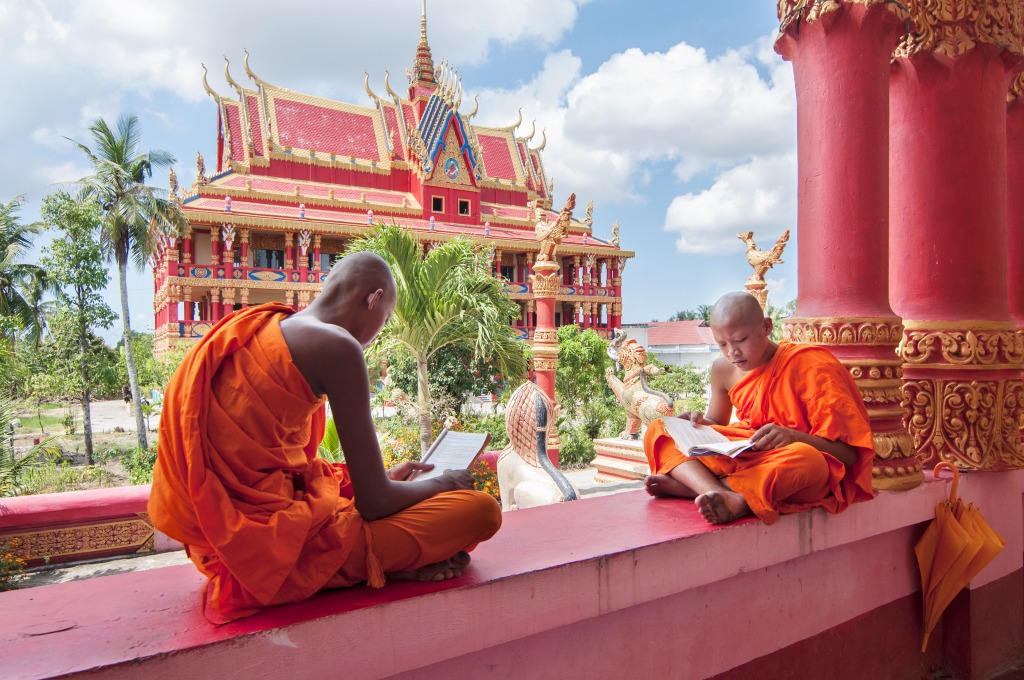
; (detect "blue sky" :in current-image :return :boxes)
[1,0,798,342]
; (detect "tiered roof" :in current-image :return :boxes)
[178,5,629,260]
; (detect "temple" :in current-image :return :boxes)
[150,6,633,355]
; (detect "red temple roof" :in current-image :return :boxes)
[646,321,717,347]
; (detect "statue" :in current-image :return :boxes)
[610,219,620,247]
[605,330,675,439]
[168,167,179,199]
[583,200,594,228]
[497,382,578,510]
[737,229,790,309]
[534,193,576,262]
[196,151,209,185]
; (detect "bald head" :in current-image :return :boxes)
[322,251,396,303]
[710,292,765,327]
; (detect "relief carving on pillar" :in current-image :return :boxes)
[784,317,903,345]
[533,329,558,343]
[1010,72,1024,101]
[778,0,906,32]
[530,271,561,297]
[898,323,1024,367]
[894,0,1024,59]
[902,378,1024,469]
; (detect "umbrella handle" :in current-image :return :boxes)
[934,462,960,502]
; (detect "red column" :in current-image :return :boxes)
[183,235,192,264]
[1007,75,1024,456]
[776,0,918,490]
[890,8,1024,470]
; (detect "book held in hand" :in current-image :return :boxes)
[659,416,756,459]
[411,429,492,480]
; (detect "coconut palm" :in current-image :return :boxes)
[0,196,47,341]
[0,392,60,497]
[351,225,528,453]
[68,114,180,450]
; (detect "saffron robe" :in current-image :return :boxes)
[645,342,875,524]
[149,304,501,623]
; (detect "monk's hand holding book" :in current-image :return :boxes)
[749,423,799,451]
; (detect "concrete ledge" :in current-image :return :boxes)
[2,471,1022,679]
[0,486,180,567]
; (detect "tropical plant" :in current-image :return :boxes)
[767,297,798,342]
[0,195,48,342]
[670,304,712,325]
[350,226,528,453]
[41,191,118,464]
[554,324,610,419]
[383,342,506,419]
[68,113,183,450]
[0,393,61,497]
[645,358,711,413]
[318,416,344,463]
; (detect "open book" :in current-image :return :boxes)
[410,429,492,480]
[659,417,755,458]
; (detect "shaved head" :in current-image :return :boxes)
[322,251,396,303]
[710,292,765,327]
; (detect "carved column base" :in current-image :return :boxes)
[785,316,922,490]
[745,281,768,311]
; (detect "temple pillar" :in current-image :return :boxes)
[890,3,1024,470]
[240,287,250,309]
[182,230,193,265]
[210,289,221,322]
[284,232,294,270]
[776,0,919,490]
[240,229,249,267]
[168,286,179,326]
[183,286,194,324]
[222,288,235,318]
[313,234,322,272]
[210,234,220,267]
[531,255,561,467]
[1007,74,1024,453]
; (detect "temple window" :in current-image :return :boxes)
[500,265,513,281]
[431,196,444,212]
[458,199,471,216]
[254,248,285,269]
[320,252,340,271]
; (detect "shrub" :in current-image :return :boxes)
[20,461,109,495]
[558,426,596,469]
[0,537,27,592]
[459,413,508,450]
[469,460,500,502]
[125,446,158,485]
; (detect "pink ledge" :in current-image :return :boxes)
[2,471,1022,679]
[0,486,152,529]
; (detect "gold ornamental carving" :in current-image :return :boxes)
[533,329,558,343]
[534,193,576,263]
[530,269,561,297]
[1010,72,1024,101]
[6,513,156,567]
[778,0,905,30]
[784,317,903,346]
[898,324,1024,368]
[902,378,1024,469]
[894,0,1024,59]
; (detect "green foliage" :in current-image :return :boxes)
[459,413,508,450]
[351,225,527,452]
[0,195,48,341]
[554,325,610,417]
[0,393,61,497]
[319,416,344,463]
[383,343,506,418]
[670,304,712,324]
[645,358,711,413]
[20,460,110,495]
[0,537,27,592]
[558,425,597,469]
[767,297,798,343]
[375,418,422,469]
[124,446,157,485]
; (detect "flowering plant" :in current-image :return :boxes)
[0,537,27,591]
[470,460,500,502]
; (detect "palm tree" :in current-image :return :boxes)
[352,226,528,453]
[0,196,47,341]
[69,114,179,450]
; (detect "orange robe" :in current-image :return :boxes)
[645,342,875,524]
[149,304,501,623]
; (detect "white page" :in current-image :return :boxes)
[415,431,491,480]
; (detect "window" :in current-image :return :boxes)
[321,252,340,271]
[458,199,471,216]
[432,196,444,212]
[254,249,284,269]
[500,265,514,281]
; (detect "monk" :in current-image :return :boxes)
[149,252,501,623]
[644,292,874,526]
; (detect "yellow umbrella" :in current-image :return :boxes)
[915,462,1007,652]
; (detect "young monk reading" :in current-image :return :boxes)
[644,291,874,526]
[149,252,501,623]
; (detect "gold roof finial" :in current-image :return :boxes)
[201,63,219,100]
[384,69,401,102]
[523,120,537,143]
[465,94,479,120]
[532,128,547,152]
[224,56,242,93]
[453,77,463,111]
[243,48,267,87]
[496,107,522,132]
[364,71,381,103]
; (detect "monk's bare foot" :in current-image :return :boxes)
[389,551,472,582]
[694,490,750,525]
[644,474,695,498]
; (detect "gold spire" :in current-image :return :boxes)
[410,0,437,87]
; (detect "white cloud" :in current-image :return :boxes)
[663,153,796,254]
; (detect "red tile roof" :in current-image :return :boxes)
[274,100,380,160]
[478,133,516,181]
[223,102,245,163]
[647,321,717,347]
[382,104,406,161]
[218,175,413,206]
[245,95,264,156]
